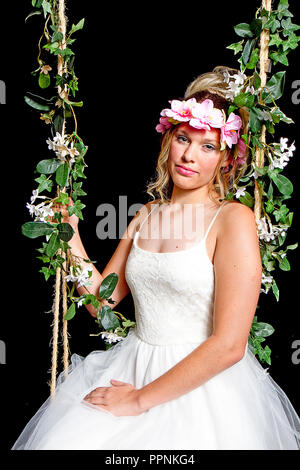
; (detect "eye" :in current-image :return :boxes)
[203,144,216,151]
[176,134,189,143]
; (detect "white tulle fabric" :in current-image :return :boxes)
[12,202,300,450]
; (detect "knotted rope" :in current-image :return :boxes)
[254,0,272,221]
[50,0,70,397]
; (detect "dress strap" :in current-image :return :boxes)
[137,202,158,233]
[203,201,227,242]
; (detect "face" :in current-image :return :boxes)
[168,123,230,191]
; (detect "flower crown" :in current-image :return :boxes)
[156,98,247,164]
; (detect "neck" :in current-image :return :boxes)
[169,186,221,207]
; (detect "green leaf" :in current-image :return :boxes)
[269,51,289,66]
[36,158,63,174]
[249,107,264,133]
[246,48,259,69]
[278,255,290,271]
[46,231,60,257]
[38,72,50,89]
[269,172,293,196]
[281,18,300,37]
[55,162,69,188]
[69,18,85,35]
[63,98,83,107]
[24,95,51,111]
[233,92,255,108]
[57,223,74,242]
[34,174,53,193]
[250,19,263,37]
[226,40,244,55]
[67,200,86,220]
[286,243,298,251]
[25,10,42,22]
[99,273,118,299]
[263,15,280,33]
[64,302,76,320]
[234,23,254,38]
[262,71,286,104]
[100,306,120,330]
[39,266,55,281]
[252,321,275,337]
[272,281,279,301]
[22,221,54,239]
[239,191,254,208]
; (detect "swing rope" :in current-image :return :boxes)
[50,0,69,397]
[254,0,272,221]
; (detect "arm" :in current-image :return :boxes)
[136,203,262,413]
[57,199,154,317]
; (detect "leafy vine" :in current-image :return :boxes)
[225,0,299,364]
[23,0,135,350]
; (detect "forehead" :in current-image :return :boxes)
[176,123,220,142]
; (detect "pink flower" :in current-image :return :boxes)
[221,112,242,148]
[155,116,172,133]
[189,99,225,130]
[162,98,196,122]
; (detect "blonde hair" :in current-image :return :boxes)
[146,66,250,206]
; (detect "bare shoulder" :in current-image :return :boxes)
[216,200,260,257]
[126,199,160,238]
[219,200,257,234]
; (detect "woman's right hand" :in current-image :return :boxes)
[51,197,79,233]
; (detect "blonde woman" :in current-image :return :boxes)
[12,67,300,450]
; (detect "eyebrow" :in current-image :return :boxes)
[176,129,219,144]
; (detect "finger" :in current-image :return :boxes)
[110,379,126,386]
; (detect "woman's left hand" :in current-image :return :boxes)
[83,379,143,417]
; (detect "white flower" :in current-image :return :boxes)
[260,272,273,294]
[249,163,259,179]
[257,217,286,242]
[268,152,289,170]
[262,272,273,284]
[30,189,47,204]
[100,330,124,344]
[65,264,93,288]
[245,85,256,95]
[26,201,54,222]
[225,81,242,100]
[77,297,85,307]
[280,137,289,153]
[234,186,246,198]
[232,71,247,86]
[46,132,79,163]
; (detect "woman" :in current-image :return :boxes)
[12,66,300,450]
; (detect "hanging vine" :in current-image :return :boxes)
[225,0,299,364]
[23,0,135,393]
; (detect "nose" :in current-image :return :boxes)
[182,143,196,162]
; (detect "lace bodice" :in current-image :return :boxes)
[125,201,226,345]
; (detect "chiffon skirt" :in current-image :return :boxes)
[12,328,300,450]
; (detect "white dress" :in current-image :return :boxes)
[12,201,300,450]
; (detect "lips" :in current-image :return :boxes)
[176,165,198,175]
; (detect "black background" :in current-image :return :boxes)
[1,0,299,455]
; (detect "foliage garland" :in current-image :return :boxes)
[23,0,135,356]
[23,0,299,366]
[225,0,299,364]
